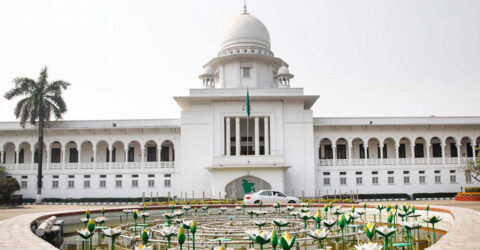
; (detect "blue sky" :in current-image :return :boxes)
[1,0,479,121]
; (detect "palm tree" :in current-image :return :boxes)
[4,67,70,203]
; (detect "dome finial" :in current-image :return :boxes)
[243,0,248,14]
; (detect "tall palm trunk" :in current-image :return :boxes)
[36,105,44,204]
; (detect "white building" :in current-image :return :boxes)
[1,9,479,200]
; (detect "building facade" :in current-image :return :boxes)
[1,9,479,200]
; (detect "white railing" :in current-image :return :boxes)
[212,155,284,166]
[318,159,334,166]
[351,159,365,166]
[383,158,396,165]
[445,157,457,164]
[2,161,175,171]
[366,158,382,165]
[336,159,349,165]
[414,158,428,165]
[431,158,442,164]
[317,156,468,167]
[460,157,471,164]
[398,158,410,165]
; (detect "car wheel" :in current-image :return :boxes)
[254,200,261,204]
[288,200,296,204]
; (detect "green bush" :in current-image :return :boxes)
[0,178,20,204]
[326,193,411,200]
[465,187,480,192]
[412,193,457,199]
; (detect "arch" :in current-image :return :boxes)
[160,140,175,161]
[445,136,458,158]
[2,142,16,164]
[64,141,79,163]
[96,140,109,163]
[49,141,62,163]
[319,138,333,159]
[17,141,32,164]
[127,140,142,162]
[367,137,381,159]
[414,137,427,158]
[383,137,396,159]
[80,140,94,163]
[460,136,473,158]
[351,138,365,160]
[224,175,272,199]
[112,141,126,163]
[335,138,348,160]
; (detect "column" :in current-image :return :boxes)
[126,148,130,163]
[235,117,240,156]
[410,145,415,165]
[62,146,67,163]
[0,151,3,164]
[254,117,259,156]
[109,147,113,163]
[157,147,161,162]
[395,144,399,165]
[441,143,446,164]
[348,145,352,166]
[332,145,337,166]
[31,150,35,164]
[264,117,269,155]
[168,146,173,161]
[141,147,145,163]
[16,149,20,164]
[380,144,384,165]
[363,145,367,165]
[226,117,231,156]
[456,144,461,164]
[78,149,81,163]
[93,148,97,163]
[46,149,50,165]
[472,144,477,166]
[426,145,430,165]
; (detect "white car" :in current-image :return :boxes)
[243,190,300,205]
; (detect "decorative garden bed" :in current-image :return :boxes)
[454,192,480,201]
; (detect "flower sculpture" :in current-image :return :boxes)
[86,209,91,220]
[289,211,298,219]
[177,226,186,250]
[101,207,105,217]
[376,205,385,224]
[143,204,147,212]
[219,207,228,215]
[299,207,310,213]
[423,215,442,243]
[386,204,392,213]
[300,202,310,208]
[255,210,268,218]
[78,228,94,250]
[332,207,344,228]
[254,220,267,229]
[298,212,313,229]
[164,212,175,226]
[247,210,255,219]
[354,242,383,250]
[351,205,356,213]
[201,204,209,213]
[169,203,176,213]
[132,209,139,236]
[140,212,150,227]
[101,227,122,250]
[94,216,108,226]
[258,200,263,210]
[272,218,289,234]
[183,205,191,216]
[402,202,410,214]
[364,222,376,242]
[323,204,329,220]
[279,231,296,250]
[387,210,393,227]
[307,227,330,249]
[154,226,176,248]
[322,219,336,231]
[246,229,271,250]
[271,229,278,250]
[338,215,347,250]
[175,210,184,219]
[135,229,151,250]
[235,206,242,212]
[181,220,194,242]
[286,206,295,212]
[134,244,153,250]
[84,218,96,250]
[123,209,132,223]
[81,217,88,228]
[375,226,396,250]
[398,210,408,222]
[273,202,281,213]
[190,220,197,250]
[313,208,322,229]
[401,221,421,246]
[357,210,366,222]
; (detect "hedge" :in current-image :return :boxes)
[323,193,411,200]
[465,187,480,192]
[411,192,457,199]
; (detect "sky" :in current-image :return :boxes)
[0,0,479,122]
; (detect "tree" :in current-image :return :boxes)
[465,146,480,182]
[0,166,20,204]
[4,67,70,203]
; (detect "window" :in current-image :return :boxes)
[323,172,330,176]
[21,175,28,179]
[148,174,155,178]
[323,178,330,185]
[115,180,122,188]
[132,174,139,178]
[449,170,456,174]
[84,180,90,188]
[128,147,135,162]
[132,179,139,187]
[404,176,410,184]
[242,67,251,78]
[432,143,442,157]
[372,177,379,185]
[68,175,75,178]
[100,174,106,178]
[387,171,394,175]
[356,177,363,185]
[34,149,38,163]
[337,145,346,159]
[382,145,387,158]
[340,172,346,175]
[372,171,378,175]
[148,179,155,187]
[466,175,473,183]
[323,145,333,159]
[147,147,157,162]
[115,174,122,178]
[259,191,272,196]
[106,148,116,162]
[399,144,406,158]
[450,175,457,184]
[388,176,394,184]
[356,171,362,175]
[419,170,425,174]
[68,180,75,188]
[21,181,27,188]
[435,176,441,184]
[466,143,473,157]
[99,180,106,188]
[419,176,426,184]
[434,170,441,174]
[164,174,171,178]
[340,177,347,185]
[69,148,78,163]
[52,180,59,188]
[403,171,410,174]
[359,144,365,159]
[51,148,61,163]
[18,149,24,163]
[164,179,171,187]
[450,143,458,157]
[415,143,424,158]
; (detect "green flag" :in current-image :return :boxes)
[246,89,251,117]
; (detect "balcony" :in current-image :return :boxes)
[318,157,472,166]
[3,161,175,171]
[212,155,284,167]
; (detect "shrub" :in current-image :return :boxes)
[465,187,480,192]
[412,193,457,199]
[0,178,20,204]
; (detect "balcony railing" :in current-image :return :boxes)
[212,155,284,166]
[3,161,175,171]
[318,157,472,166]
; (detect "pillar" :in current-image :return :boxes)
[363,145,367,165]
[141,147,144,163]
[264,117,269,155]
[0,151,3,164]
[109,146,113,163]
[254,117,259,156]
[31,150,35,164]
[62,146,67,163]
[157,147,161,162]
[441,143,446,164]
[226,117,231,156]
[395,144,399,165]
[348,145,352,166]
[426,145,430,165]
[332,145,337,166]
[168,146,173,161]
[380,144,384,164]
[472,144,477,165]
[235,117,240,156]
[410,145,415,165]
[93,148,97,163]
[78,149,81,163]
[126,148,130,163]
[456,144,461,164]
[46,149,50,165]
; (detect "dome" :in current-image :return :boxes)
[220,13,271,52]
[277,65,289,75]
[204,66,214,75]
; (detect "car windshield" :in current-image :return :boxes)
[259,191,272,196]
[274,191,287,197]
